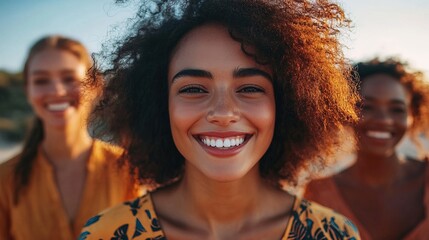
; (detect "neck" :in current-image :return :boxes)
[159,165,286,230]
[351,150,402,187]
[42,123,93,166]
[186,170,263,220]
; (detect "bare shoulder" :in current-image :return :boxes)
[400,156,427,180]
[305,175,335,189]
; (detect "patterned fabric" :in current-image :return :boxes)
[304,162,429,240]
[80,193,360,239]
[0,140,142,240]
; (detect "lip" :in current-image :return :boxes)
[361,129,395,145]
[193,132,252,157]
[44,99,76,112]
[366,130,393,139]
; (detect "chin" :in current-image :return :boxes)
[201,167,255,183]
[44,119,70,129]
[366,148,396,157]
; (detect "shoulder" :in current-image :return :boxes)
[0,155,20,184]
[287,198,360,240]
[0,155,21,207]
[79,193,165,240]
[400,156,427,180]
[304,176,336,198]
[305,176,335,189]
[93,140,124,158]
[91,140,125,169]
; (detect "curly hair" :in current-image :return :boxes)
[354,58,429,137]
[90,0,358,186]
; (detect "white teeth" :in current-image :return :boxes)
[47,102,70,111]
[215,139,223,148]
[201,136,246,149]
[224,139,231,148]
[366,131,391,139]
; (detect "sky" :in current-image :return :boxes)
[0,0,138,72]
[341,0,429,75]
[0,0,428,75]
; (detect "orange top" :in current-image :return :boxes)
[304,163,429,240]
[80,193,360,239]
[0,140,142,240]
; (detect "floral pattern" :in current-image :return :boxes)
[287,199,358,240]
[79,194,360,239]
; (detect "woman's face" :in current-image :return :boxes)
[168,24,276,182]
[355,74,412,157]
[26,49,90,129]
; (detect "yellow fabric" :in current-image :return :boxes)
[304,163,429,240]
[0,140,141,240]
[80,193,360,239]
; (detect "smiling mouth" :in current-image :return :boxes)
[196,134,251,149]
[46,101,73,111]
[366,131,392,139]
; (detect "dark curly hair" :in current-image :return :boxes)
[354,58,429,137]
[89,0,358,187]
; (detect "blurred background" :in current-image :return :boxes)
[0,0,428,162]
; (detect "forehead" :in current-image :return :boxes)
[169,24,270,76]
[360,74,409,102]
[28,49,85,74]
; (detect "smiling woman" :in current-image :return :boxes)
[305,58,429,239]
[79,0,361,239]
[26,48,89,128]
[0,36,141,240]
[167,24,276,182]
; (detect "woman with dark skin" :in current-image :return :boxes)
[80,0,360,239]
[0,36,140,240]
[305,58,429,239]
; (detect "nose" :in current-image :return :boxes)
[372,109,394,125]
[206,91,240,126]
[51,80,67,96]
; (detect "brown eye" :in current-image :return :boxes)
[33,78,50,85]
[237,85,265,93]
[391,107,406,114]
[178,85,208,94]
[63,76,78,84]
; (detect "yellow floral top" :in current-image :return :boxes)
[80,193,360,240]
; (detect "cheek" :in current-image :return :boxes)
[169,99,205,138]
[354,118,367,135]
[355,111,370,128]
[398,115,411,130]
[26,86,44,104]
[242,100,276,132]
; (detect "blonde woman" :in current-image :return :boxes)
[0,36,141,240]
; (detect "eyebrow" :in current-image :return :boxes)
[172,69,213,82]
[363,96,407,105]
[31,69,78,75]
[233,67,272,81]
[171,67,272,82]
